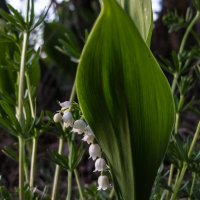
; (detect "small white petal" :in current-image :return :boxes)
[94,158,107,172]
[72,119,87,134]
[53,113,62,123]
[59,101,71,109]
[82,134,95,144]
[89,144,101,160]
[97,175,110,190]
[63,112,74,127]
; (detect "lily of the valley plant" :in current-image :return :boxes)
[1,0,200,199]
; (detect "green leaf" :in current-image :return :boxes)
[0,117,17,136]
[71,143,85,170]
[30,0,35,27]
[0,9,16,25]
[23,99,32,133]
[7,4,26,29]
[56,33,81,62]
[30,5,51,31]
[76,1,175,199]
[116,0,153,45]
[48,150,69,170]
[2,146,18,162]
[0,100,21,131]
[0,186,13,200]
[27,49,41,89]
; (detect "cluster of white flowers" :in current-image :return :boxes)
[53,101,111,191]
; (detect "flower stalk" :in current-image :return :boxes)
[66,133,75,200]
[25,73,38,188]
[18,136,25,200]
[17,0,30,199]
[189,173,196,200]
[30,136,38,188]
[74,169,84,200]
[66,170,72,200]
[179,11,200,54]
[51,137,64,200]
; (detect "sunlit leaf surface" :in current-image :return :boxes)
[116,0,153,44]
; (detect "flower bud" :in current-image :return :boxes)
[97,175,110,190]
[89,144,101,160]
[59,101,71,109]
[82,134,95,144]
[53,113,62,123]
[72,119,87,134]
[63,111,74,128]
[94,158,106,172]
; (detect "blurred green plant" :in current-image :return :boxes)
[151,1,200,200]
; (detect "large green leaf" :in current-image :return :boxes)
[76,0,175,200]
[116,0,153,44]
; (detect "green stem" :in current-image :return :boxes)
[17,1,29,122]
[51,137,64,200]
[173,169,180,187]
[166,93,184,199]
[165,114,180,199]
[69,81,76,103]
[174,113,180,135]
[167,164,174,188]
[171,73,178,94]
[24,163,29,183]
[179,11,200,54]
[25,73,38,188]
[188,122,200,158]
[65,81,77,200]
[66,171,72,200]
[30,136,37,188]
[18,35,28,122]
[170,121,200,200]
[25,73,35,118]
[170,163,187,200]
[74,169,84,200]
[18,137,25,200]
[66,134,75,200]
[109,187,115,199]
[189,173,196,200]
[17,1,30,199]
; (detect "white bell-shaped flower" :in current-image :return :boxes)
[82,125,95,144]
[94,158,106,172]
[89,144,101,160]
[72,119,87,134]
[63,111,74,128]
[82,134,95,144]
[53,113,62,123]
[59,101,71,109]
[97,175,110,190]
